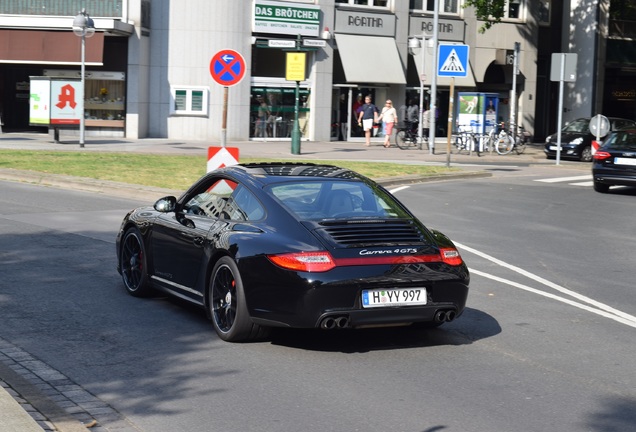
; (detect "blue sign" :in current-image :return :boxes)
[438,44,469,78]
[209,49,246,87]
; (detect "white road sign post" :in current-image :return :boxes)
[550,53,578,165]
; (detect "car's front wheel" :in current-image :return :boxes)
[580,145,593,162]
[120,227,153,297]
[208,257,269,342]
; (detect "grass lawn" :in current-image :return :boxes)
[0,150,459,191]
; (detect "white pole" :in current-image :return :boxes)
[79,31,85,148]
[429,0,439,154]
[556,53,566,165]
[510,42,520,137]
[418,33,425,150]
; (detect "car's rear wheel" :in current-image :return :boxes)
[580,145,593,162]
[120,227,152,297]
[208,257,268,342]
[593,181,610,193]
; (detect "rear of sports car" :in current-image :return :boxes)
[237,176,469,330]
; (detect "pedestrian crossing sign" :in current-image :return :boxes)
[438,44,469,78]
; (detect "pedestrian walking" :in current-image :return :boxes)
[378,100,398,148]
[357,95,379,147]
[422,107,431,138]
[407,99,419,135]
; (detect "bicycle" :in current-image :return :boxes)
[495,122,527,155]
[454,126,482,155]
[395,121,427,150]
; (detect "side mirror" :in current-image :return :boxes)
[154,196,177,213]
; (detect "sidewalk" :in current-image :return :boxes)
[0,131,552,169]
[0,132,552,432]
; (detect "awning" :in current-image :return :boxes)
[413,48,476,87]
[0,30,104,65]
[335,34,406,85]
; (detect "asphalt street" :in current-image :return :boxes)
[0,131,584,432]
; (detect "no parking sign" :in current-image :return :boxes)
[209,49,246,87]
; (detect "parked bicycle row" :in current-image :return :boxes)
[453,122,528,156]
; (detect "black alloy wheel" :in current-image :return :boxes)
[208,257,268,342]
[120,228,152,297]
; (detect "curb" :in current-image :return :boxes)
[0,168,491,199]
[375,170,492,187]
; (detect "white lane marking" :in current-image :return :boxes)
[570,181,594,186]
[389,185,410,194]
[469,268,636,328]
[535,175,592,183]
[456,242,636,326]
[388,185,636,327]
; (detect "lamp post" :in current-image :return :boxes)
[408,34,427,151]
[72,9,95,148]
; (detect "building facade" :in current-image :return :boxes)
[1,0,597,144]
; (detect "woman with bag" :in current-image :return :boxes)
[378,100,398,148]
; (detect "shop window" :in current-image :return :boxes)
[409,0,459,14]
[43,69,126,128]
[250,87,310,139]
[170,86,209,116]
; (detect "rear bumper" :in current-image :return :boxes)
[248,275,469,329]
[593,171,636,187]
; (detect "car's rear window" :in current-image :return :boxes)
[603,131,636,150]
[267,180,410,220]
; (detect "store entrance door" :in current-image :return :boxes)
[331,86,388,142]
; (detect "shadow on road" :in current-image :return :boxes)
[268,307,500,353]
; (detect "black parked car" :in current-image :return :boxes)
[544,117,636,162]
[592,129,636,193]
[116,163,469,342]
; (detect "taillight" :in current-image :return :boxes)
[267,252,336,272]
[593,151,612,161]
[439,248,463,266]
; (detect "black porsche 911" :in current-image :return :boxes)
[116,163,469,342]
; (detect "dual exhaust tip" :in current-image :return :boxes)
[434,309,457,323]
[320,316,350,330]
[319,309,457,330]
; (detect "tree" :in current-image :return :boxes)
[464,0,506,33]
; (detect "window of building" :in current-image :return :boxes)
[336,0,389,8]
[506,0,522,19]
[409,0,459,14]
[170,86,209,116]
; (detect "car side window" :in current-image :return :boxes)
[222,185,265,221]
[184,179,237,218]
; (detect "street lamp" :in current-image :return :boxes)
[72,9,95,148]
[408,35,427,151]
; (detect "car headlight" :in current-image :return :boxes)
[570,137,584,144]
[545,136,552,143]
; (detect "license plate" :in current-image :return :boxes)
[362,288,427,308]
[549,145,562,151]
[614,157,636,166]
